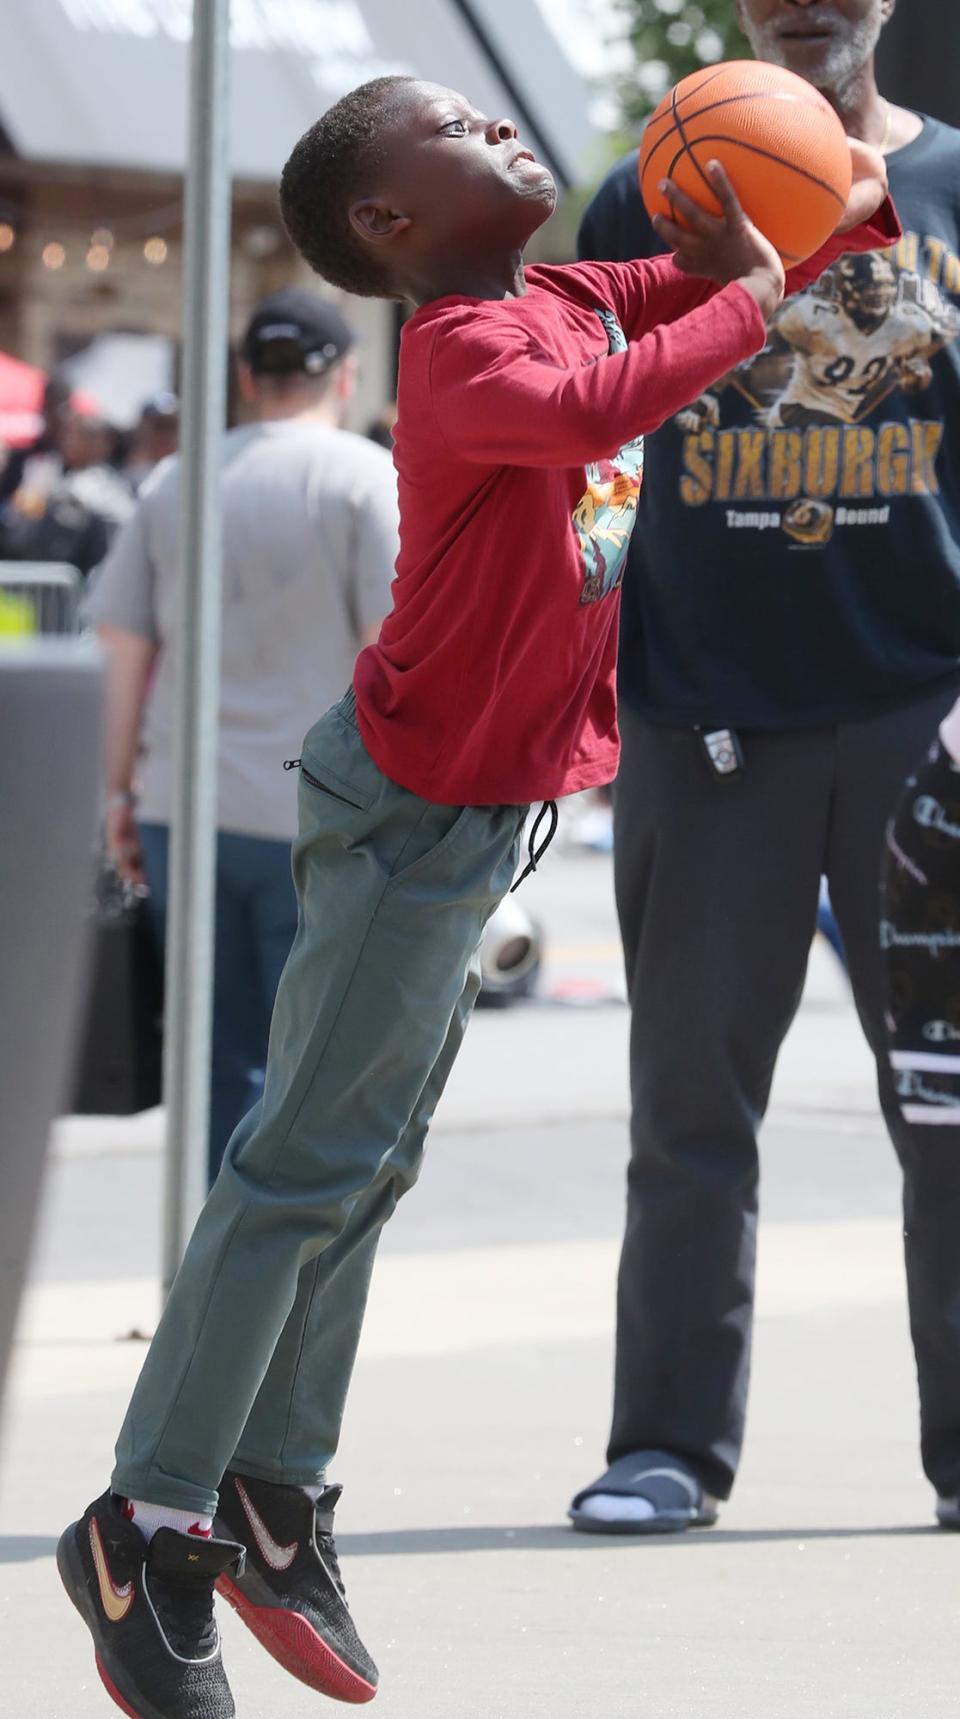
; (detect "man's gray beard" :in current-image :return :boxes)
[746,11,883,93]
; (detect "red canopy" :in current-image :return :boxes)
[0,352,45,449]
[0,353,101,450]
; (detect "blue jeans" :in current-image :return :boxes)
[139,822,297,1183]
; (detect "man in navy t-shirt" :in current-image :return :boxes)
[569,0,960,1535]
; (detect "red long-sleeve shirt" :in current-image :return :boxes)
[355,207,899,805]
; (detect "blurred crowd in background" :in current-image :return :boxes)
[0,377,179,574]
[0,364,404,579]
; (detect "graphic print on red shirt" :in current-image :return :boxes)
[576,305,644,606]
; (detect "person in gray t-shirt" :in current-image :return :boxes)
[86,289,398,1179]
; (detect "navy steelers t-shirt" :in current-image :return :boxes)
[579,116,960,727]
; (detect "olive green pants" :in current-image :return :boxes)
[113,689,527,1515]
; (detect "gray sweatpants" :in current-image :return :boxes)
[112,690,527,1516]
[611,678,960,1502]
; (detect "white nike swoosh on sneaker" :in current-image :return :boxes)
[233,1478,298,1572]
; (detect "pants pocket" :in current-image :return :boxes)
[298,752,375,813]
[299,760,374,812]
[385,802,476,891]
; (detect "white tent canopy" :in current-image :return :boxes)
[0,0,608,188]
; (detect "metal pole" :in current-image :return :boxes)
[162,0,232,1294]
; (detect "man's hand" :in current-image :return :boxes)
[834,138,888,234]
[675,390,722,433]
[653,161,785,322]
[106,800,145,888]
[898,357,933,396]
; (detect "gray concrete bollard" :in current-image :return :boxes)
[0,637,103,1416]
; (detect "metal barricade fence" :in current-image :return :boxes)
[0,562,82,636]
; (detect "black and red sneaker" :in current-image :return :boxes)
[57,1490,244,1719]
[214,1471,378,1704]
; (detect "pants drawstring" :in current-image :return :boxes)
[510,800,559,893]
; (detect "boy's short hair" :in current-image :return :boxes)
[280,76,415,299]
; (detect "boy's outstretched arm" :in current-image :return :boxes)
[427,288,768,469]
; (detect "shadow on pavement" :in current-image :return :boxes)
[0,1535,59,1562]
[338,1522,940,1555]
[0,1521,940,1564]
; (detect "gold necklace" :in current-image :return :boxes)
[880,97,893,154]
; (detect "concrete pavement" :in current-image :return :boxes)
[1,848,953,1719]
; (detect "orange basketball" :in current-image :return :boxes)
[638,60,852,265]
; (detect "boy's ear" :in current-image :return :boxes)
[348,199,412,248]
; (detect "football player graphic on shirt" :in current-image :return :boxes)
[676,253,960,434]
[763,253,960,427]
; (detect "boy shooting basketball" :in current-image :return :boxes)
[58,75,891,1719]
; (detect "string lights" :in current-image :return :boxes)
[8,225,175,271]
[0,197,282,276]
[0,194,184,276]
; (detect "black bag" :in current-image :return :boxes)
[0,489,110,578]
[70,868,164,1115]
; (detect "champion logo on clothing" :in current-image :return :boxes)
[89,1518,135,1624]
[880,919,960,952]
[574,307,645,606]
[233,1477,298,1571]
[913,794,960,840]
[893,1066,960,1106]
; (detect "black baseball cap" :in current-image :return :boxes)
[241,288,355,377]
[140,391,180,422]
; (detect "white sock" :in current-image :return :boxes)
[577,1493,656,1523]
[940,696,960,764]
[122,1497,214,1542]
